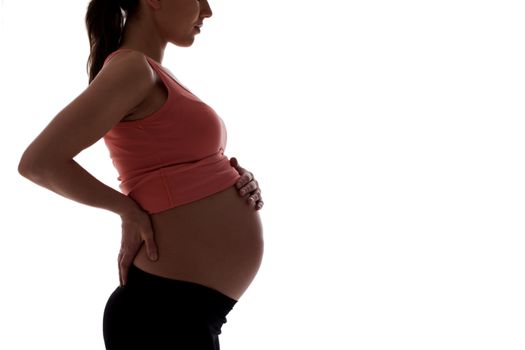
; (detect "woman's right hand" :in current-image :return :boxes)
[118,206,159,286]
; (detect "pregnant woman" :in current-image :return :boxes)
[17,0,264,349]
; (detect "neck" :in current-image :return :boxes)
[119,16,167,64]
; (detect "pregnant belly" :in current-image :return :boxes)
[132,184,264,301]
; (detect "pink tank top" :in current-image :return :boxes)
[102,49,241,214]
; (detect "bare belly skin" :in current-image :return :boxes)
[132,185,264,301]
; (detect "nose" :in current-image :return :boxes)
[199,0,213,19]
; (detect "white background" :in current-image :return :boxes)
[1,0,524,349]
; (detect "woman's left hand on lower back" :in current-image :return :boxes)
[230,157,264,210]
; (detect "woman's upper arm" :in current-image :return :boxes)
[19,51,155,173]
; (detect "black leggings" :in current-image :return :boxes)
[103,263,237,350]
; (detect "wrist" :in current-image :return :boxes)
[115,194,142,218]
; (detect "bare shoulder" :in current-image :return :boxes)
[93,49,156,98]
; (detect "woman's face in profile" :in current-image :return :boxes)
[154,0,212,45]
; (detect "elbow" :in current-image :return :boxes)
[18,151,47,178]
[18,156,38,178]
[19,154,70,179]
[18,147,70,178]
[18,150,31,176]
[18,160,28,177]
[18,147,33,177]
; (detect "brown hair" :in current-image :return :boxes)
[85,0,140,84]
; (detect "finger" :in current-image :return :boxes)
[256,200,264,210]
[236,175,245,189]
[250,191,261,201]
[239,181,256,196]
[246,190,260,204]
[247,192,261,208]
[142,234,159,261]
[119,267,125,287]
[236,172,253,189]
[231,158,246,174]
[118,252,124,286]
[231,158,246,173]
[119,265,123,287]
[119,254,132,286]
[242,179,260,196]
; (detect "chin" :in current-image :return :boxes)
[170,38,195,48]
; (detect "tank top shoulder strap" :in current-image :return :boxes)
[103,48,196,97]
[103,48,167,85]
[103,48,136,65]
[103,48,163,69]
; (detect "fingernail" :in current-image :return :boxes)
[151,253,158,260]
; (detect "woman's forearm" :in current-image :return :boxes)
[19,159,138,217]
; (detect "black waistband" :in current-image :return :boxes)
[127,263,238,310]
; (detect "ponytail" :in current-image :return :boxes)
[85,0,140,84]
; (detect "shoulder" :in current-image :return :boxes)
[96,50,156,91]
